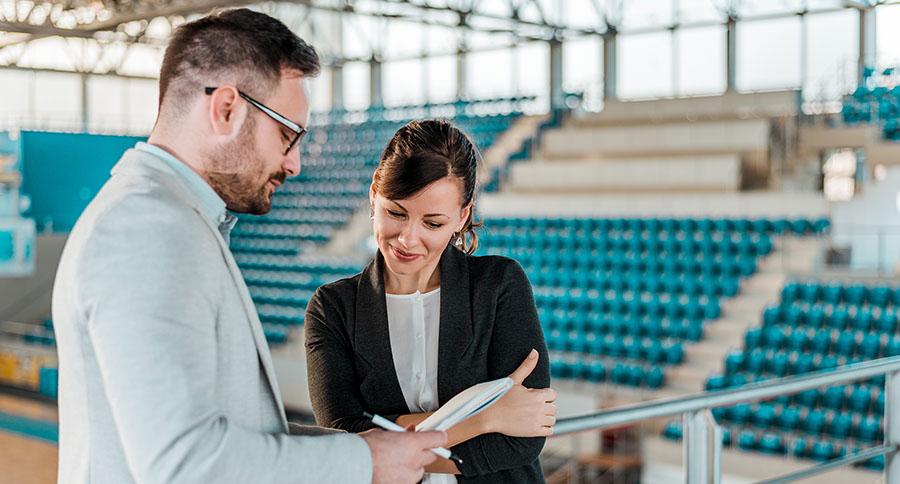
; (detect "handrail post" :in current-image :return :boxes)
[886,370,900,483]
[683,409,721,484]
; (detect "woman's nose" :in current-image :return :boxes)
[397,222,420,248]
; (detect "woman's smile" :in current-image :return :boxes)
[391,245,423,262]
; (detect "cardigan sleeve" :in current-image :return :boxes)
[452,258,550,477]
[305,287,379,433]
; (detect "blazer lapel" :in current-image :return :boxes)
[116,150,289,430]
[354,253,409,411]
[216,232,289,429]
[437,245,474,405]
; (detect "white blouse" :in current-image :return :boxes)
[386,288,457,484]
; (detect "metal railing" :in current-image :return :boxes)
[552,355,900,484]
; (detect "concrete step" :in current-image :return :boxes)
[480,191,830,219]
[507,155,741,193]
[541,118,770,159]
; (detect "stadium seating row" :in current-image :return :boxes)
[744,326,900,358]
[780,280,900,307]
[550,357,666,388]
[485,217,829,235]
[545,331,685,365]
[540,313,705,342]
[481,235,774,258]
[663,420,884,470]
[763,303,899,333]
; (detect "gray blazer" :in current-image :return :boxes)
[305,245,549,483]
[51,149,371,484]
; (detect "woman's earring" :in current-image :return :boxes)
[369,206,374,220]
[456,234,463,245]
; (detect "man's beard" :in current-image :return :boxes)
[206,116,285,215]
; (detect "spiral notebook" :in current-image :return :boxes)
[415,377,514,432]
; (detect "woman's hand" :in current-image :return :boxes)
[478,349,557,437]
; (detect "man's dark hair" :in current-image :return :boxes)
[158,8,320,113]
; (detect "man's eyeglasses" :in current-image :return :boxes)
[204,87,307,155]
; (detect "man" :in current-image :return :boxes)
[51,9,445,484]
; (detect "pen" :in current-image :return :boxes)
[363,412,463,465]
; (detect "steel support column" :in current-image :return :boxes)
[457,47,467,101]
[331,63,344,111]
[602,27,617,100]
[885,371,900,482]
[81,72,89,133]
[726,15,737,92]
[683,409,721,484]
[858,5,877,85]
[369,57,383,108]
[549,37,563,110]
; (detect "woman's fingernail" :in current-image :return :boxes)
[529,349,537,359]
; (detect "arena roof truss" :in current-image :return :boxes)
[0,0,897,81]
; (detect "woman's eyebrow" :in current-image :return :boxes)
[391,201,449,219]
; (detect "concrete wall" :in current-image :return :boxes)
[799,124,900,167]
[20,131,144,232]
[0,234,67,323]
[508,155,741,193]
[831,166,900,273]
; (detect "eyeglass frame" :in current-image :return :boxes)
[204,86,307,155]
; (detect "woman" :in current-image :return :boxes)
[305,118,556,483]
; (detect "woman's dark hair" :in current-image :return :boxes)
[373,118,483,254]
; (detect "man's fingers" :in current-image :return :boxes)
[414,467,426,483]
[417,448,438,467]
[414,430,448,449]
[508,349,539,384]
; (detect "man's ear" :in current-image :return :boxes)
[207,86,246,136]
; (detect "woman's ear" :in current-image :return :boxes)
[369,182,377,208]
[457,202,473,232]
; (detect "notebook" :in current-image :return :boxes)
[415,377,514,432]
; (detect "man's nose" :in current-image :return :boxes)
[283,147,301,177]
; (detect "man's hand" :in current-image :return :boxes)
[361,428,448,484]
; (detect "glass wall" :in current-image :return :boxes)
[0,0,892,126]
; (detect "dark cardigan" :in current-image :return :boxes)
[305,244,550,483]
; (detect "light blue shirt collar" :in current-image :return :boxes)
[134,142,238,240]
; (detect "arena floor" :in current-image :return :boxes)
[0,394,58,484]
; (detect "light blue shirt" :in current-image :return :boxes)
[134,142,238,242]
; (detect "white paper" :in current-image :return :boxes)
[416,377,514,432]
